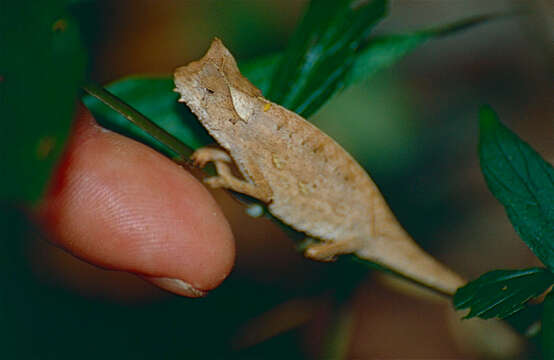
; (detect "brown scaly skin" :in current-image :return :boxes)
[174,38,465,296]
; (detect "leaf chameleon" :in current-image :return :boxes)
[174,38,465,296]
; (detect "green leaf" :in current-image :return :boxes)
[479,106,554,269]
[83,76,212,155]
[345,14,497,86]
[0,1,86,203]
[543,291,554,359]
[266,0,387,118]
[454,268,554,319]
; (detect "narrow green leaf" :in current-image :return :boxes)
[542,291,554,359]
[479,106,554,269]
[346,14,500,86]
[453,268,554,319]
[267,0,387,118]
[1,1,86,203]
[82,77,211,155]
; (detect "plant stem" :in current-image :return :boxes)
[82,83,193,162]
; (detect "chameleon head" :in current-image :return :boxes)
[174,38,262,128]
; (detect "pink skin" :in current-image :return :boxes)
[38,105,235,296]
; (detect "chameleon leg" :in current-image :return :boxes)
[304,238,361,262]
[191,147,272,202]
[204,161,272,202]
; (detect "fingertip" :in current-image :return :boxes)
[39,105,235,295]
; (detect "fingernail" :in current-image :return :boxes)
[144,276,207,298]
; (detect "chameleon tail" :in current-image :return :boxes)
[355,232,466,296]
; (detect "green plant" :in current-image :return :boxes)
[454,106,554,357]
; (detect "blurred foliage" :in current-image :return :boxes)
[345,14,502,87]
[319,304,355,360]
[0,1,86,203]
[453,267,554,319]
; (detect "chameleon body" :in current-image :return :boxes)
[174,38,465,296]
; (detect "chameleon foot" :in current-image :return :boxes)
[304,239,360,262]
[191,147,232,168]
